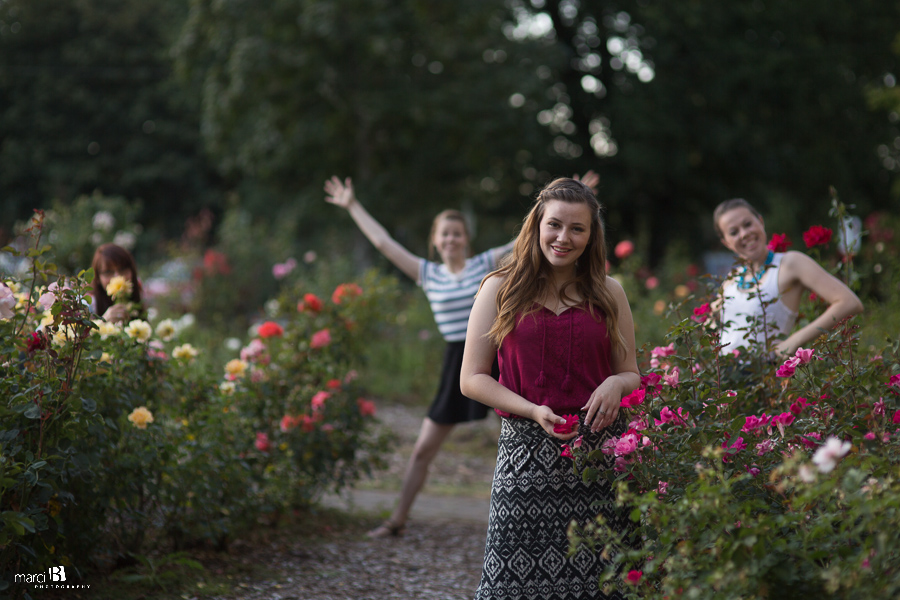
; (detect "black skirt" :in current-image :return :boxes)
[427,340,493,424]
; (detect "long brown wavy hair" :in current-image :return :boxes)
[484,177,625,359]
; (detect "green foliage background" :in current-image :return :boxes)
[3,0,900,260]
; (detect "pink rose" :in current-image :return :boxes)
[310,328,332,349]
[614,240,635,259]
[272,258,297,279]
[651,343,675,358]
[756,439,776,456]
[614,433,639,456]
[621,389,646,408]
[663,367,680,388]
[561,444,574,459]
[657,481,668,495]
[280,414,299,432]
[625,570,642,585]
[311,391,330,411]
[776,363,796,378]
[794,347,815,364]
[254,432,271,453]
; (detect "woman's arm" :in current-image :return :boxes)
[324,176,422,282]
[776,251,864,356]
[581,277,642,432]
[460,276,575,439]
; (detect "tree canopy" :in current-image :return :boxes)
[3,0,899,257]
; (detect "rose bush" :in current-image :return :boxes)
[1,220,395,595]
[568,206,900,598]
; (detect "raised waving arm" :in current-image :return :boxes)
[324,176,422,282]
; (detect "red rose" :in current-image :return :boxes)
[257,321,284,338]
[26,331,48,353]
[802,225,832,248]
[767,233,792,252]
[332,283,362,304]
[553,414,579,434]
[357,398,377,417]
[299,293,323,313]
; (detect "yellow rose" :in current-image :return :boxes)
[224,359,248,379]
[95,320,120,340]
[40,310,55,328]
[106,276,133,301]
[51,325,77,347]
[172,343,199,361]
[124,320,152,342]
[127,406,154,429]
[99,352,112,363]
[156,318,176,341]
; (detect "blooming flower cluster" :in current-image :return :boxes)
[802,225,832,248]
[106,275,133,301]
[1,282,17,320]
[272,258,297,280]
[127,406,154,429]
[331,282,362,305]
[124,320,152,343]
[776,347,816,378]
[767,233,792,252]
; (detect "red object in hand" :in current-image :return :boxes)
[553,414,579,434]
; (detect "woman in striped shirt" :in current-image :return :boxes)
[325,175,513,538]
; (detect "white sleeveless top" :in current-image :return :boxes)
[720,252,798,354]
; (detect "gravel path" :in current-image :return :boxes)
[214,519,488,600]
[209,404,500,600]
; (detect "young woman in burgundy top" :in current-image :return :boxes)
[461,177,640,599]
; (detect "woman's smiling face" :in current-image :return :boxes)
[538,200,592,272]
[717,206,768,262]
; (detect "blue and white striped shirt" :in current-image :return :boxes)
[418,249,497,343]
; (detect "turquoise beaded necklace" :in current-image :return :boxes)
[736,250,774,290]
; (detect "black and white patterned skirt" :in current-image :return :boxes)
[474,416,631,600]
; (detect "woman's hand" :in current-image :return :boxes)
[581,376,625,432]
[324,176,356,210]
[532,405,579,440]
[103,303,129,324]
